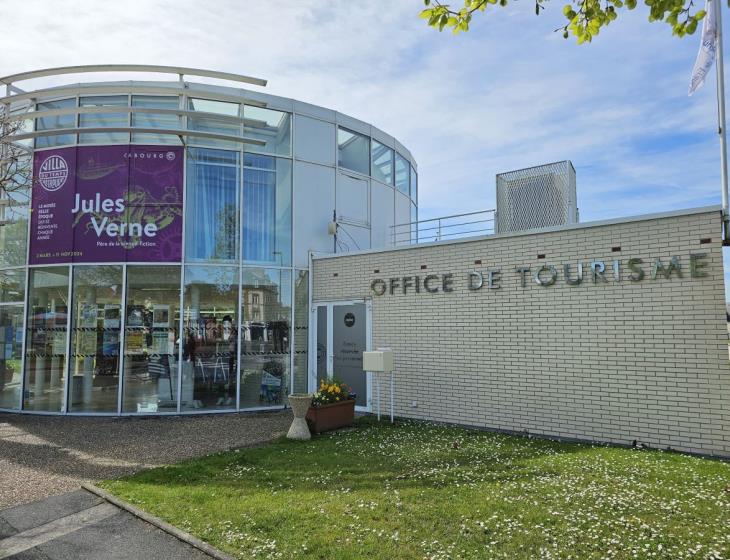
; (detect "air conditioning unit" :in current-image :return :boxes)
[496,161,578,234]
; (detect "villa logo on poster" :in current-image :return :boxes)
[38,155,69,192]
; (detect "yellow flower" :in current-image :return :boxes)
[334,386,341,393]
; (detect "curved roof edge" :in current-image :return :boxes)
[0,64,267,88]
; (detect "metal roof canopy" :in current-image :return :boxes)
[0,64,268,88]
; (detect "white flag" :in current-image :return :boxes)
[689,0,718,95]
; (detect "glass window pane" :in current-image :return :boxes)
[68,265,123,413]
[316,306,327,386]
[292,270,308,394]
[188,98,239,116]
[395,152,409,195]
[186,148,240,262]
[240,268,291,409]
[0,269,25,304]
[243,155,292,266]
[79,95,129,144]
[243,106,291,156]
[187,98,240,149]
[122,266,180,413]
[337,128,369,175]
[181,266,238,411]
[410,165,418,203]
[0,306,24,410]
[371,140,393,185]
[35,98,76,148]
[23,266,69,412]
[131,95,181,145]
[0,156,30,267]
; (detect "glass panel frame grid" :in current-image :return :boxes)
[10,260,296,416]
[9,85,416,415]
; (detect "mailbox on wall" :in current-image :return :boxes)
[363,349,394,373]
[363,348,395,423]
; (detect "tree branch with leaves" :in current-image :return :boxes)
[0,108,32,265]
[0,109,31,202]
[420,0,712,43]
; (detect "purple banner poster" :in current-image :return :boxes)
[30,145,183,264]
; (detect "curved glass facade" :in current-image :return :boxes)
[0,72,417,414]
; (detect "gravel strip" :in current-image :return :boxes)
[0,410,291,509]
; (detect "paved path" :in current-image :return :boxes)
[0,411,291,509]
[0,490,212,559]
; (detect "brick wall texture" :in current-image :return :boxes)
[312,208,730,457]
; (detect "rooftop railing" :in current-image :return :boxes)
[390,209,495,247]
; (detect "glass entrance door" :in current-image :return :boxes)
[311,300,370,410]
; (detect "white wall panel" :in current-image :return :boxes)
[336,172,369,226]
[336,113,371,136]
[395,191,412,245]
[335,224,370,253]
[293,161,335,267]
[294,115,335,166]
[292,100,336,122]
[371,126,395,149]
[371,182,395,249]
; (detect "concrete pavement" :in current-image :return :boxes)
[0,490,213,560]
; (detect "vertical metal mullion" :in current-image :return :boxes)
[117,263,128,416]
[365,299,373,412]
[236,260,243,411]
[326,303,333,382]
[236,148,244,411]
[127,93,132,144]
[177,92,188,414]
[289,270,295,399]
[288,111,294,393]
[177,265,184,414]
[19,137,35,410]
[74,95,80,145]
[18,270,31,410]
[61,265,73,413]
[307,252,314,393]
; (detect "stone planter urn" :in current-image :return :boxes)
[287,393,313,440]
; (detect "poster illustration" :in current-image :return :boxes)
[30,145,183,264]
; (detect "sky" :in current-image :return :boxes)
[1,0,729,291]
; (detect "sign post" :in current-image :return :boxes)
[363,348,395,423]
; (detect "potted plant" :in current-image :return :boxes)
[306,380,356,434]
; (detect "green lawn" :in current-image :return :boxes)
[100,418,730,559]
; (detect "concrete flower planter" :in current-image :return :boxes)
[287,393,313,440]
[306,400,356,434]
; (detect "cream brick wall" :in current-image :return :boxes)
[312,208,730,457]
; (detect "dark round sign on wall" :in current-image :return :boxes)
[344,312,356,327]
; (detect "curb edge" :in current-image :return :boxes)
[81,483,235,560]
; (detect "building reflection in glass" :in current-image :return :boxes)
[240,268,291,408]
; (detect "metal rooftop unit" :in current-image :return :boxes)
[496,160,578,234]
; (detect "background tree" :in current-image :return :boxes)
[0,109,31,266]
[420,0,711,43]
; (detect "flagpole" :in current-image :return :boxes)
[715,0,729,232]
